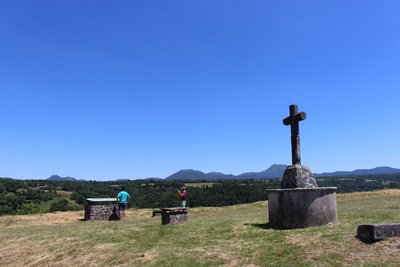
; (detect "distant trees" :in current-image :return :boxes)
[50,199,69,212]
[0,182,5,194]
[15,202,41,215]
[69,192,87,205]
[1,173,400,216]
[0,193,26,215]
[0,179,57,215]
[317,174,400,193]
[187,182,268,207]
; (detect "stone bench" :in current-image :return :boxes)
[357,224,400,242]
[84,198,119,221]
[160,207,188,225]
[152,209,162,217]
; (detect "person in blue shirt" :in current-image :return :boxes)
[117,186,130,219]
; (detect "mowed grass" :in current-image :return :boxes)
[1,190,400,266]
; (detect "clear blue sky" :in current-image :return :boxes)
[0,1,399,180]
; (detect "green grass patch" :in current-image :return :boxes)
[184,182,218,188]
[1,190,400,266]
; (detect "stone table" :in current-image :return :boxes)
[84,198,119,221]
[160,207,188,225]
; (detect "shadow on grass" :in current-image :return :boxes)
[355,235,380,244]
[244,223,292,231]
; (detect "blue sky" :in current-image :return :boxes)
[0,1,399,180]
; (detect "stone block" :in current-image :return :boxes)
[357,224,400,241]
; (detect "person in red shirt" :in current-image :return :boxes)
[178,186,187,207]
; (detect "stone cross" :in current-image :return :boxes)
[283,104,306,165]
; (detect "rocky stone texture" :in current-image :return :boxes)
[160,208,188,225]
[267,187,337,229]
[281,164,318,189]
[267,164,338,229]
[357,224,400,242]
[84,204,119,221]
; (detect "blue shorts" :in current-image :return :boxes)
[118,203,127,211]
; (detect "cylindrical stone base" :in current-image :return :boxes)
[266,187,337,229]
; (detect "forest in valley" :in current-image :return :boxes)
[1,173,400,216]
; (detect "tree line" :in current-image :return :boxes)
[1,173,400,215]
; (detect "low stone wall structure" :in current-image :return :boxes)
[84,198,119,221]
[160,207,188,225]
[267,187,337,229]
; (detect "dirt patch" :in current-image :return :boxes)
[287,232,400,266]
[286,233,322,248]
[93,243,117,251]
[203,248,256,267]
[369,237,400,254]
[136,248,159,264]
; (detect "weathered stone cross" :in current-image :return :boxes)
[283,104,307,165]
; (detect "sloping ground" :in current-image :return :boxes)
[1,190,400,266]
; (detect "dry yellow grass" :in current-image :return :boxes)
[0,189,400,266]
[55,191,73,197]
[337,188,400,201]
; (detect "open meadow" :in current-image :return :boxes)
[1,189,400,266]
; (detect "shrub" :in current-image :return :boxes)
[50,199,69,212]
[15,202,41,215]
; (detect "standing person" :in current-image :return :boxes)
[117,186,130,219]
[178,186,187,207]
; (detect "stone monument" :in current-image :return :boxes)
[266,104,338,229]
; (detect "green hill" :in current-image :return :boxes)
[1,190,400,266]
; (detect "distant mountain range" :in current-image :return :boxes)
[165,164,288,180]
[315,166,400,177]
[165,169,237,181]
[47,175,84,182]
[165,165,400,181]
[43,165,400,181]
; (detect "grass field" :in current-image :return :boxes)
[184,182,218,188]
[1,189,400,266]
